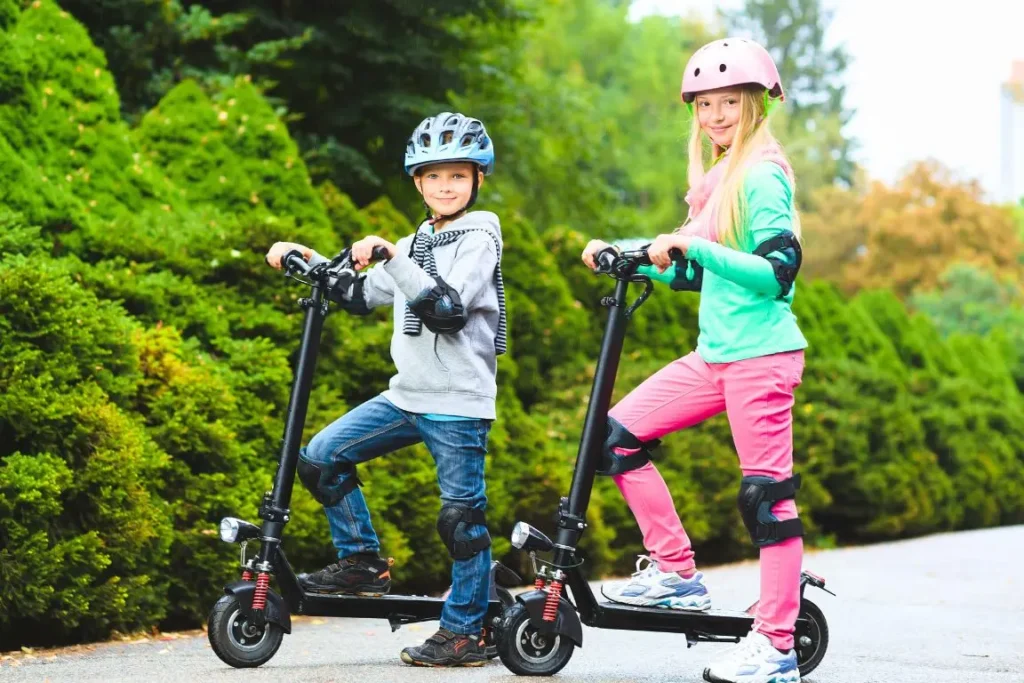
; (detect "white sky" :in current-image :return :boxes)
[630,0,1024,201]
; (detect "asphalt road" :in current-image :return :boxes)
[3,526,1022,682]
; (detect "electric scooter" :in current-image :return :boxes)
[207,247,521,668]
[492,247,833,679]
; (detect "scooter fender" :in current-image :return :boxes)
[224,580,293,634]
[517,589,583,647]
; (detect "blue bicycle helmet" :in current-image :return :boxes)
[404,112,495,176]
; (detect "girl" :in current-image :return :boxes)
[581,38,807,683]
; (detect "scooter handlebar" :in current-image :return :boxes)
[613,246,685,270]
[279,243,390,290]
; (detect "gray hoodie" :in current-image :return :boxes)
[315,211,504,420]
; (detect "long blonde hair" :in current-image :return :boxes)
[686,87,801,250]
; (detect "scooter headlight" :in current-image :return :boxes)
[511,521,531,549]
[218,517,260,544]
[219,517,241,543]
[510,521,554,552]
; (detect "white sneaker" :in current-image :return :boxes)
[600,555,711,611]
[703,631,800,683]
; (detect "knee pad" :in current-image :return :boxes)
[737,474,804,547]
[296,452,361,507]
[596,418,660,476]
[436,504,491,560]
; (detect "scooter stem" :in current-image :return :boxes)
[256,284,329,566]
[555,277,630,556]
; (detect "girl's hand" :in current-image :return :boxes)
[351,235,396,271]
[266,241,312,270]
[647,234,691,271]
[582,239,616,270]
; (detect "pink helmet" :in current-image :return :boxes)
[681,37,784,103]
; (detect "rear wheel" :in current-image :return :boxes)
[794,598,829,676]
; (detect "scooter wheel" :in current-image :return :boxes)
[795,597,829,676]
[496,603,574,676]
[208,594,284,668]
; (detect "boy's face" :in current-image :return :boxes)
[414,162,484,217]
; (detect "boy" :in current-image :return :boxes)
[265,112,505,666]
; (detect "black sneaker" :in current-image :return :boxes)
[399,628,488,667]
[480,626,499,659]
[298,553,392,595]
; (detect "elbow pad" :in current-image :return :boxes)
[408,276,466,334]
[753,231,802,298]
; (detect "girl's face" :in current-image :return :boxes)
[414,162,483,217]
[695,87,744,148]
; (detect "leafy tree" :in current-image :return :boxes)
[802,161,1024,296]
[59,0,523,201]
[724,0,856,193]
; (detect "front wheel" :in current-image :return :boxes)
[795,598,829,676]
[496,602,575,676]
[208,593,284,668]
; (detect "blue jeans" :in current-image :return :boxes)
[301,395,492,635]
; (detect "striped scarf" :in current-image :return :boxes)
[403,227,508,355]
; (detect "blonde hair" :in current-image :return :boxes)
[686,87,801,250]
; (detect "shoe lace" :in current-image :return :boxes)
[729,633,774,663]
[630,554,660,579]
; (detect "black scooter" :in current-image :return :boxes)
[207,247,521,668]
[492,247,833,679]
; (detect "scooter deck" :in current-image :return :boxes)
[589,600,754,637]
[298,591,505,623]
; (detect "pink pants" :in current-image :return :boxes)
[608,350,805,650]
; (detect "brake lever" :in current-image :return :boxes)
[625,274,654,319]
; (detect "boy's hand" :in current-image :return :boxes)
[582,239,616,270]
[351,236,396,271]
[266,241,312,270]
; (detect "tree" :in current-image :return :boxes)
[801,161,1024,297]
[911,264,1024,387]
[59,0,523,202]
[453,0,719,236]
[724,0,856,193]
[845,161,1024,297]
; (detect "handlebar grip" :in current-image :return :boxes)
[370,246,391,262]
[595,247,618,273]
[282,249,310,275]
[668,247,685,261]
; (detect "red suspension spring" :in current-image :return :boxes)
[534,577,546,591]
[241,569,253,581]
[252,572,270,611]
[542,580,562,622]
